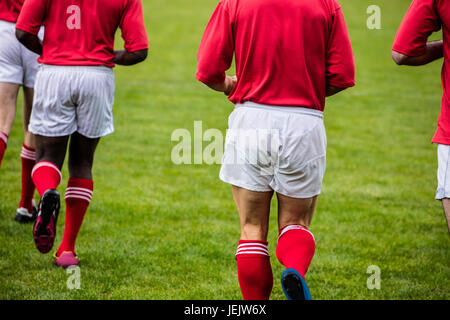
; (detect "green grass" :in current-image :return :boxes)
[0,0,449,300]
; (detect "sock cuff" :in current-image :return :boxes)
[21,143,36,160]
[0,132,8,145]
[66,177,93,203]
[278,225,315,242]
[236,240,270,257]
[32,161,62,180]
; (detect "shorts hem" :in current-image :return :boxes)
[219,175,273,193]
[435,188,450,200]
[29,127,114,139]
[29,126,77,137]
[76,129,114,139]
[23,81,35,88]
[220,175,322,198]
[0,78,23,86]
[273,189,321,199]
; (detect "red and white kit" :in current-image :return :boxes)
[16,0,149,138]
[197,0,355,198]
[0,0,41,88]
[393,0,450,199]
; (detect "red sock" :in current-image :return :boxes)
[235,240,273,300]
[276,225,316,278]
[56,177,93,256]
[19,144,36,212]
[31,161,62,196]
[0,132,8,167]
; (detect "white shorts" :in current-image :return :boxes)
[0,20,42,88]
[29,64,115,138]
[436,144,450,200]
[220,102,327,199]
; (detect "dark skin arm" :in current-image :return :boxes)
[326,86,346,97]
[113,49,148,66]
[206,75,237,96]
[16,29,42,55]
[392,40,443,66]
[16,29,148,66]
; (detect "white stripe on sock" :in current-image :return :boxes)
[65,194,91,203]
[236,248,269,255]
[235,250,270,256]
[278,225,315,242]
[65,191,92,199]
[21,148,36,160]
[236,242,270,257]
[66,187,93,196]
[31,162,62,182]
[237,243,268,250]
[0,132,8,144]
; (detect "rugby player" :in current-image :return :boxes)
[15,0,148,267]
[392,0,450,232]
[196,0,355,300]
[0,0,42,223]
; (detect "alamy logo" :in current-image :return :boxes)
[366,5,381,30]
[366,265,381,290]
[66,266,81,290]
[171,121,280,176]
[66,5,81,30]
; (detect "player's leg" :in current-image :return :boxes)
[441,199,450,232]
[54,65,114,267]
[0,20,23,167]
[16,37,40,221]
[233,185,274,300]
[28,64,79,254]
[54,132,98,267]
[271,110,326,300]
[436,144,450,233]
[0,82,19,167]
[31,135,68,253]
[15,86,38,223]
[276,194,317,300]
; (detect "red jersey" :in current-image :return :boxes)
[196,0,355,111]
[393,0,450,145]
[16,0,148,67]
[0,0,24,23]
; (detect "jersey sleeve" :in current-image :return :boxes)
[196,1,234,85]
[326,4,356,89]
[15,0,46,35]
[392,0,441,56]
[120,0,149,52]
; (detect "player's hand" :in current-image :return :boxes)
[224,75,237,96]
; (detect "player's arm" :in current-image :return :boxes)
[326,86,346,97]
[15,0,45,55]
[113,49,148,66]
[206,76,237,96]
[196,2,235,95]
[392,40,443,66]
[392,0,441,67]
[15,29,42,55]
[119,0,149,66]
[325,6,356,98]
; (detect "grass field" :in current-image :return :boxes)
[0,0,449,300]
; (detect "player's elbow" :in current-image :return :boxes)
[136,49,148,63]
[392,51,408,65]
[15,29,29,44]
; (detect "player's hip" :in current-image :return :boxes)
[36,64,115,94]
[226,101,327,157]
[38,64,114,76]
[221,101,327,198]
